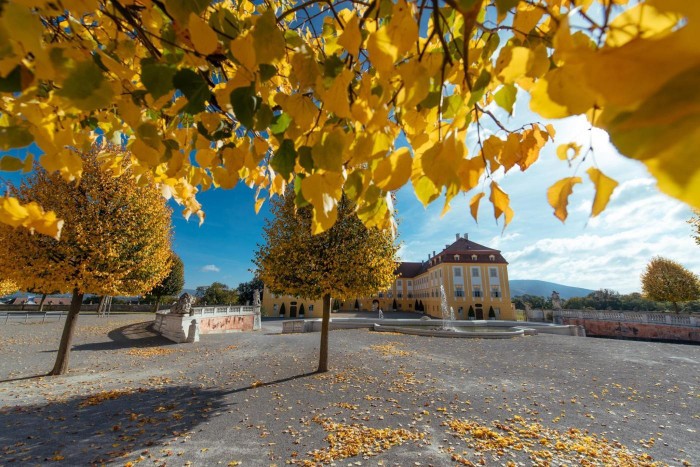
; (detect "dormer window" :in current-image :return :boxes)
[489,254,495,261]
[471,254,477,261]
[454,255,460,261]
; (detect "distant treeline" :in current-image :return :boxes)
[513,289,700,313]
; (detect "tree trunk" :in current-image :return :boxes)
[152,295,161,313]
[317,293,332,373]
[672,301,680,314]
[38,293,47,312]
[48,289,83,376]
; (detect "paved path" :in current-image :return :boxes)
[0,314,698,466]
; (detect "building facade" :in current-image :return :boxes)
[261,234,514,320]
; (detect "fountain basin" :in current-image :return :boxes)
[374,321,534,339]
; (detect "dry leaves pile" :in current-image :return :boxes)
[78,389,137,408]
[370,342,411,357]
[444,415,663,466]
[298,416,425,465]
[126,348,175,358]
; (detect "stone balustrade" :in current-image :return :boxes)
[154,305,261,343]
[554,310,700,342]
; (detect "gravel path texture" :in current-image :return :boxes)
[0,313,698,466]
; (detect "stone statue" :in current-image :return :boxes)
[551,291,562,311]
[253,289,261,306]
[170,293,196,316]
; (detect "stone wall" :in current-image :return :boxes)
[555,310,700,343]
[154,305,261,343]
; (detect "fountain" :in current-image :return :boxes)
[439,285,455,330]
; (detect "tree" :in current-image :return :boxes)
[488,306,496,319]
[196,282,238,305]
[641,257,700,313]
[0,1,698,239]
[392,298,398,311]
[147,253,185,312]
[237,277,264,305]
[691,210,700,246]
[0,148,172,375]
[0,279,17,297]
[255,193,397,372]
[299,303,305,316]
[468,306,475,320]
[279,303,286,317]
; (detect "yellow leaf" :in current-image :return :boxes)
[312,127,350,171]
[489,181,514,226]
[195,148,217,168]
[318,68,353,119]
[530,66,597,118]
[495,46,533,84]
[39,149,83,182]
[188,13,219,56]
[337,13,361,58]
[0,197,63,239]
[601,63,700,210]
[513,3,544,42]
[275,93,318,132]
[253,10,285,64]
[373,148,412,192]
[367,26,397,73]
[547,177,582,222]
[469,192,485,223]
[230,32,257,72]
[301,171,344,234]
[607,3,681,47]
[587,168,619,217]
[556,143,581,161]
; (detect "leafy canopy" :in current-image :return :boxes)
[0,279,17,296]
[0,148,173,296]
[149,252,185,298]
[196,282,239,305]
[640,257,700,312]
[0,0,699,236]
[255,193,398,300]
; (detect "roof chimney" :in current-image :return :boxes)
[464,233,468,241]
[446,245,450,249]
[456,233,460,241]
[433,250,436,257]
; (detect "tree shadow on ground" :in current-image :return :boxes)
[73,321,175,352]
[0,385,231,464]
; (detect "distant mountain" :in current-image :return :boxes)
[509,280,594,300]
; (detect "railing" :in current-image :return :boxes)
[190,305,256,316]
[555,310,698,327]
[0,311,66,324]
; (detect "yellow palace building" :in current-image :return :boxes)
[261,234,514,320]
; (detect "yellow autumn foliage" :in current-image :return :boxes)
[0,0,697,234]
[0,278,17,296]
[0,147,173,297]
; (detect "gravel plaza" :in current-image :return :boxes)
[0,313,698,466]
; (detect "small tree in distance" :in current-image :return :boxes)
[641,257,700,313]
[256,193,398,373]
[690,210,700,246]
[0,148,172,375]
[148,253,185,312]
[196,282,238,305]
[237,277,264,305]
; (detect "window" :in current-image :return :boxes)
[454,267,462,277]
[397,279,403,287]
[454,285,464,297]
[471,254,477,261]
[398,292,403,298]
[489,254,495,261]
[472,286,482,298]
[489,268,498,278]
[491,286,501,298]
[379,292,384,298]
[408,293,413,298]
[407,280,412,286]
[454,255,460,261]
[309,305,314,312]
[388,291,393,298]
[471,267,480,277]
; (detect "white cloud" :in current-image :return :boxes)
[201,264,220,273]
